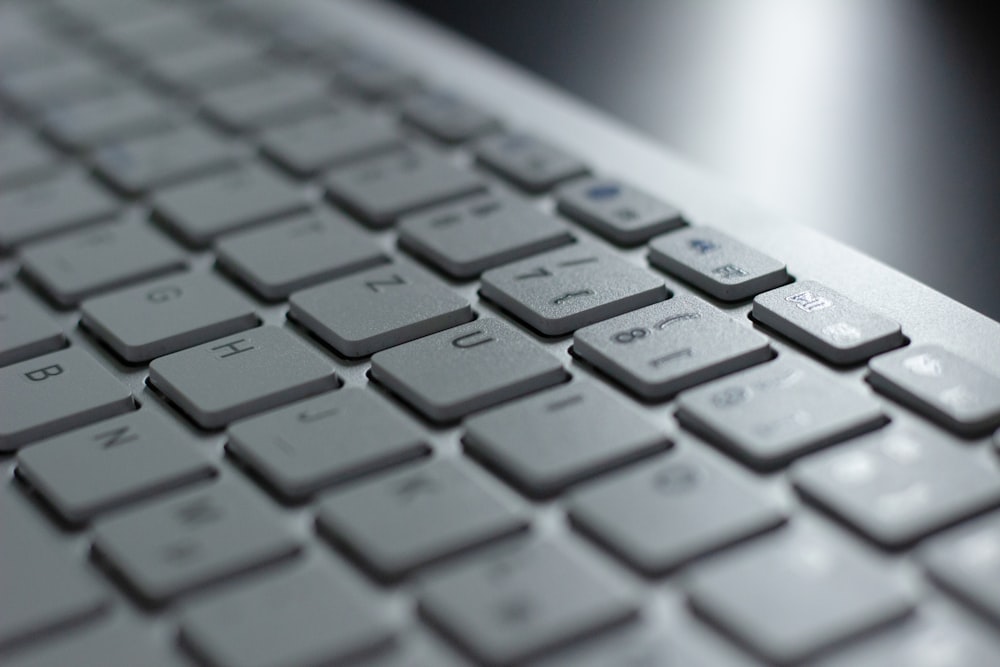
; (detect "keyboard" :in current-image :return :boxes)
[2,0,1000,665]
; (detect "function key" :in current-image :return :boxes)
[556,177,685,246]
[474,132,588,193]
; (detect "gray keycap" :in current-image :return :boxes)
[482,244,668,336]
[0,132,59,187]
[4,615,188,667]
[753,280,905,364]
[153,163,309,247]
[464,381,671,497]
[216,208,388,300]
[676,357,886,468]
[17,410,215,523]
[317,458,528,580]
[260,105,401,178]
[41,88,178,150]
[149,326,337,429]
[400,90,500,143]
[398,193,574,279]
[93,124,240,196]
[868,343,1000,435]
[336,54,419,100]
[0,170,118,250]
[180,556,395,667]
[419,538,637,666]
[290,262,474,357]
[0,348,133,452]
[145,38,265,91]
[0,288,65,367]
[474,132,588,192]
[649,226,789,300]
[1,59,126,108]
[920,512,1000,624]
[21,220,187,306]
[227,388,429,500]
[557,177,686,246]
[370,318,567,422]
[686,526,914,665]
[573,295,771,399]
[568,447,786,575]
[94,478,300,604]
[201,72,332,131]
[103,14,221,59]
[81,271,258,363]
[326,146,485,227]
[793,426,1000,547]
[0,486,110,651]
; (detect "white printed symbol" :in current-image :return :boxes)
[903,353,943,377]
[830,451,877,484]
[785,290,832,313]
[821,321,861,344]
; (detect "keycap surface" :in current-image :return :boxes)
[148,326,337,429]
[920,512,1000,624]
[336,53,419,99]
[317,458,529,580]
[0,132,59,187]
[145,37,265,91]
[557,177,686,246]
[1,59,125,108]
[370,318,567,422]
[401,90,499,143]
[41,88,177,150]
[573,294,771,398]
[474,132,588,192]
[201,71,331,131]
[227,388,429,500]
[0,288,65,367]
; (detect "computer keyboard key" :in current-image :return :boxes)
[1,59,126,109]
[336,54,419,100]
[464,381,671,497]
[867,343,1000,436]
[686,526,914,665]
[474,132,588,193]
[93,124,240,196]
[676,357,886,468]
[41,89,178,150]
[920,512,1000,624]
[290,261,473,357]
[153,163,309,247]
[0,348,133,452]
[102,14,222,60]
[148,326,337,429]
[260,105,401,178]
[180,558,395,667]
[398,193,574,279]
[201,72,332,131]
[574,295,771,399]
[481,244,668,336]
[17,410,215,523]
[0,170,118,250]
[0,487,110,651]
[317,458,529,580]
[0,288,65,367]
[0,132,59,187]
[556,178,686,246]
[144,38,265,91]
[227,388,429,500]
[400,90,500,143]
[753,280,905,364]
[648,226,789,300]
[370,318,567,422]
[326,146,485,227]
[81,271,257,363]
[21,220,187,306]
[217,209,389,300]
[794,426,1000,547]
[568,448,786,575]
[94,479,300,604]
[419,538,637,666]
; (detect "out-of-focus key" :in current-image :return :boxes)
[753,280,905,364]
[481,244,667,336]
[153,163,308,247]
[557,177,686,246]
[676,358,886,469]
[41,88,179,150]
[17,410,215,523]
[398,193,574,279]
[201,72,332,131]
[920,512,1000,624]
[336,53,419,100]
[101,14,221,60]
[0,132,59,187]
[326,146,485,227]
[573,295,771,399]
[20,220,186,306]
[400,90,500,143]
[0,170,118,250]
[649,226,788,300]
[1,59,126,109]
[290,261,473,357]
[0,288,65,367]
[687,526,914,665]
[148,326,337,429]
[81,271,258,363]
[0,348,133,452]
[868,343,1000,436]
[474,132,588,192]
[370,318,567,422]
[144,38,266,92]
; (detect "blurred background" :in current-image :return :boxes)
[395,0,1000,320]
